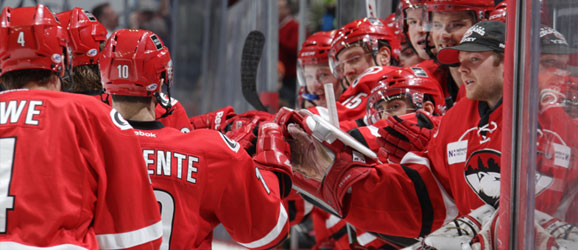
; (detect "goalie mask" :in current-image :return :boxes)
[0,5,69,77]
[365,67,445,125]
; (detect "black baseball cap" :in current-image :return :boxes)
[437,21,506,65]
[540,26,578,55]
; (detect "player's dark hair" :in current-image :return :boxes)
[62,65,102,93]
[92,3,110,21]
[0,69,55,89]
[111,95,153,104]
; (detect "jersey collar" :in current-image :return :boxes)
[127,120,165,130]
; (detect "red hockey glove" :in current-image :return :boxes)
[377,111,439,163]
[253,122,293,198]
[189,106,236,130]
[224,110,275,155]
[275,107,374,218]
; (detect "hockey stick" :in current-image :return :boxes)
[241,30,268,112]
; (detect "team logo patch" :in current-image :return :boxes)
[87,48,98,57]
[51,54,62,63]
[219,132,240,153]
[464,149,501,207]
[110,109,132,130]
[146,83,158,92]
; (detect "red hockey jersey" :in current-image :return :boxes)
[90,92,192,133]
[129,122,289,250]
[0,89,161,250]
[345,98,504,238]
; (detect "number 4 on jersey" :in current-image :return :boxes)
[0,137,16,233]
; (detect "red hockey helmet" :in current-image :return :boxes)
[488,1,507,22]
[100,29,172,97]
[297,30,336,87]
[298,30,335,66]
[57,8,107,67]
[424,0,495,27]
[365,67,445,124]
[383,13,402,63]
[329,17,396,79]
[0,5,68,76]
[396,0,427,34]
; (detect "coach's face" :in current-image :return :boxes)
[458,51,504,108]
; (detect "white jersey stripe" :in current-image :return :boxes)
[401,152,459,225]
[96,221,162,250]
[0,242,88,250]
[237,202,288,249]
[356,232,377,246]
[325,214,341,229]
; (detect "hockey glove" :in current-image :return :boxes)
[253,122,293,198]
[224,110,275,156]
[532,210,578,250]
[421,204,497,250]
[189,106,236,130]
[377,111,439,163]
[275,107,374,218]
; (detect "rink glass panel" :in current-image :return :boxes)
[500,0,578,249]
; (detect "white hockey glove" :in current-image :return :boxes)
[421,204,497,250]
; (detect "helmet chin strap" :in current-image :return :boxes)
[154,77,174,119]
[424,31,438,63]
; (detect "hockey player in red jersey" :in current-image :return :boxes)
[397,0,429,61]
[348,67,445,160]
[329,17,397,88]
[0,5,161,250]
[297,30,343,108]
[277,21,506,246]
[57,8,192,133]
[100,28,292,250]
[423,0,495,108]
[56,8,107,94]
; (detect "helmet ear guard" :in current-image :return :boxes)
[154,70,175,118]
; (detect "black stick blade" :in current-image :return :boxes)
[240,30,267,111]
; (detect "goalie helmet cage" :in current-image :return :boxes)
[500,0,578,249]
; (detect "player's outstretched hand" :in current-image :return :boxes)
[189,106,236,130]
[377,110,439,163]
[224,110,274,155]
[286,123,333,181]
[275,107,373,217]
